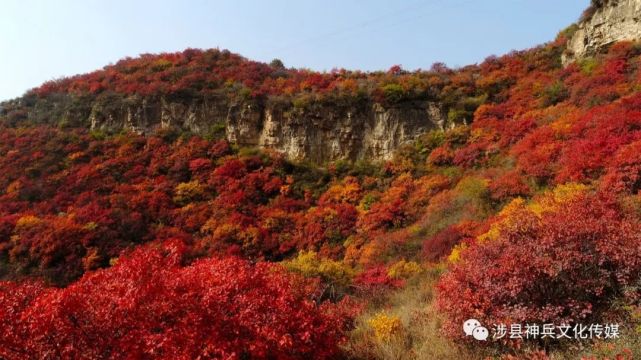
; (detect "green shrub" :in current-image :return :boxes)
[382,84,405,103]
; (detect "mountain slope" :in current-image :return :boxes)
[2,6,641,359]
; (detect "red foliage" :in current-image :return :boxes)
[353,265,404,295]
[427,145,453,166]
[512,126,562,181]
[554,96,641,183]
[488,170,531,201]
[0,241,355,359]
[437,194,641,341]
[422,222,477,262]
[188,157,212,173]
[26,48,462,102]
[452,142,487,167]
[601,139,641,193]
[284,203,358,255]
[4,31,641,358]
[358,175,415,232]
[0,127,311,282]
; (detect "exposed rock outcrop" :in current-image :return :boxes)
[226,101,444,162]
[563,0,641,65]
[3,94,446,163]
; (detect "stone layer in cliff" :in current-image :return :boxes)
[563,0,641,65]
[2,94,446,163]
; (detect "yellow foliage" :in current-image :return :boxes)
[387,260,422,279]
[477,183,589,244]
[408,224,422,236]
[470,128,486,142]
[552,182,589,202]
[211,222,240,239]
[283,251,355,287]
[82,247,101,271]
[477,197,526,243]
[447,243,467,264]
[174,180,205,205]
[477,226,500,244]
[151,58,173,71]
[82,222,98,231]
[357,193,380,212]
[453,176,489,198]
[6,180,21,195]
[199,216,220,234]
[238,227,261,250]
[284,251,319,275]
[15,215,42,230]
[368,312,404,342]
[68,152,85,161]
[528,182,588,216]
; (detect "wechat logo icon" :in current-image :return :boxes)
[464,319,489,341]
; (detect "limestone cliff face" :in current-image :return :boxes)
[563,0,641,65]
[64,95,446,162]
[226,101,444,162]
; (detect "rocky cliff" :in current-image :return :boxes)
[226,101,445,163]
[563,0,641,65]
[1,94,446,163]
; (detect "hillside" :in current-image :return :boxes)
[0,48,484,162]
[2,2,641,359]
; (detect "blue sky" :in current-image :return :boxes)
[0,0,588,101]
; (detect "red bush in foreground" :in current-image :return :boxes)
[437,194,641,342]
[0,241,354,360]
